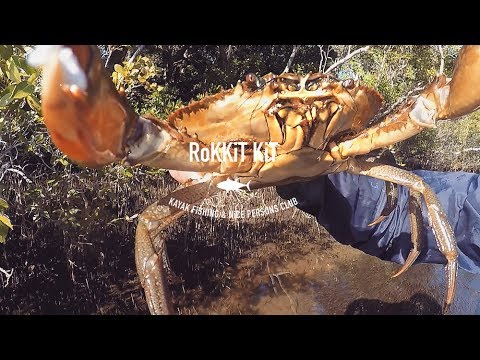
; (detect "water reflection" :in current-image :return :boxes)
[183,241,480,315]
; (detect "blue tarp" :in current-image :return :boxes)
[276,170,480,274]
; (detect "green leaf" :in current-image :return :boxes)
[57,158,69,166]
[0,83,15,97]
[15,45,27,54]
[0,61,7,73]
[122,167,134,178]
[0,224,8,243]
[0,214,12,230]
[0,198,8,210]
[0,45,13,60]
[27,72,38,83]
[7,60,22,83]
[0,93,13,107]
[0,84,15,107]
[114,64,124,74]
[11,55,36,75]
[12,81,34,99]
[27,94,42,114]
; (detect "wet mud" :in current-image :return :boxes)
[178,240,480,315]
[1,187,479,315]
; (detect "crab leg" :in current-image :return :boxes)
[368,181,399,226]
[345,159,457,314]
[391,190,424,278]
[332,45,480,159]
[135,180,220,315]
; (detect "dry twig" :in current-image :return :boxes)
[0,267,14,287]
[325,45,370,74]
[284,45,300,73]
[438,45,445,74]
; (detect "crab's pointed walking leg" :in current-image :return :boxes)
[392,190,424,278]
[368,181,398,226]
[346,159,458,314]
[135,181,220,315]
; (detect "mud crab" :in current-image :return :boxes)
[32,45,480,314]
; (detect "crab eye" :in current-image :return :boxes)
[246,73,258,87]
[246,73,257,83]
[342,79,355,89]
[245,73,265,89]
[287,84,299,91]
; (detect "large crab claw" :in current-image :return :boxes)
[31,45,139,167]
[439,45,480,119]
[335,45,480,159]
[416,45,480,123]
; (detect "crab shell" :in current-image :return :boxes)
[170,73,382,146]
[124,71,383,188]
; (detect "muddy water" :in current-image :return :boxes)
[3,183,477,315]
[179,240,480,315]
[168,190,480,315]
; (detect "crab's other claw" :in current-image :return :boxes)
[440,45,480,119]
[420,46,480,122]
[30,45,139,168]
[334,46,480,160]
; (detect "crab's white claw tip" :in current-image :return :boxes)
[26,45,62,67]
[57,47,88,91]
[27,45,88,92]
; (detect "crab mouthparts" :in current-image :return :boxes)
[273,101,340,141]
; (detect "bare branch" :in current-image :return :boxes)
[321,46,334,72]
[0,167,32,183]
[104,45,122,68]
[318,45,335,72]
[325,45,370,74]
[0,267,14,287]
[284,45,300,73]
[129,45,146,63]
[104,45,114,68]
[438,45,445,74]
[318,45,324,72]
